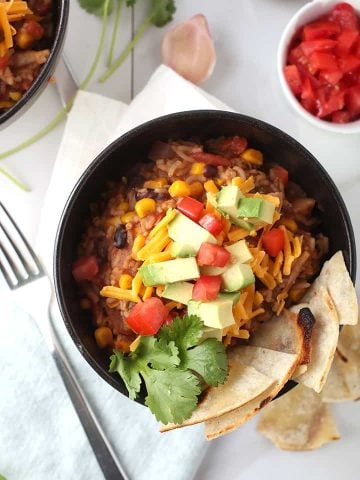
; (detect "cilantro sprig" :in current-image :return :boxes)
[109,315,228,424]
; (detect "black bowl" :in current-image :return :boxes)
[54,110,357,402]
[0,0,69,129]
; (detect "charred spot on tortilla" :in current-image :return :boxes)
[336,348,348,363]
[297,307,316,365]
[260,396,272,409]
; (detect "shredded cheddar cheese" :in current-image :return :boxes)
[137,227,170,261]
[100,286,141,303]
[148,208,176,239]
[0,1,32,53]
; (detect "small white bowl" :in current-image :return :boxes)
[277,0,360,133]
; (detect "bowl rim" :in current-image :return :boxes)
[54,109,357,396]
[277,0,360,133]
[0,0,70,126]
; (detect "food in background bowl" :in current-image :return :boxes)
[54,111,357,439]
[283,2,360,124]
[0,0,54,111]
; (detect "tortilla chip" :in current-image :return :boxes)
[249,304,314,365]
[159,354,276,432]
[296,287,339,392]
[322,320,360,402]
[205,346,298,440]
[304,251,358,326]
[291,364,307,378]
[257,384,340,450]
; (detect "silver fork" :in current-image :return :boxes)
[0,202,129,480]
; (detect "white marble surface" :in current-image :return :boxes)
[1,1,359,479]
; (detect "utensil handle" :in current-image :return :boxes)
[49,313,129,480]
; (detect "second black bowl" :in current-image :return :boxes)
[54,110,357,401]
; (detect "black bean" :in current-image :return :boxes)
[114,225,127,248]
[135,188,169,201]
[203,165,218,178]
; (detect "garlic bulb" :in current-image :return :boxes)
[161,14,216,85]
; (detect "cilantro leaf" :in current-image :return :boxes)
[78,0,113,16]
[109,350,141,400]
[183,338,228,387]
[134,336,180,370]
[144,367,201,424]
[150,0,176,27]
[158,315,203,360]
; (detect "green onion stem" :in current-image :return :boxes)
[99,13,153,83]
[0,0,111,189]
[0,165,30,191]
[107,0,123,67]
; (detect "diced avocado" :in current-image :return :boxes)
[216,185,254,231]
[225,239,253,264]
[238,197,275,225]
[201,326,223,342]
[221,262,255,292]
[162,281,194,305]
[168,212,216,252]
[139,257,199,287]
[170,242,197,258]
[200,265,228,276]
[218,291,240,305]
[188,298,235,329]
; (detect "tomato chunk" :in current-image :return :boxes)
[192,275,222,301]
[262,229,285,258]
[126,298,168,335]
[303,21,340,41]
[270,165,289,186]
[346,84,360,117]
[177,196,204,222]
[284,65,302,95]
[72,256,99,282]
[191,152,231,166]
[215,136,248,156]
[197,243,231,267]
[300,39,337,57]
[199,214,224,235]
[0,55,9,69]
[309,51,338,73]
[330,2,358,30]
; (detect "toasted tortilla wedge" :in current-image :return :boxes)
[249,304,314,365]
[205,346,298,440]
[296,287,339,393]
[160,355,276,431]
[257,384,340,451]
[322,319,360,402]
[303,251,358,325]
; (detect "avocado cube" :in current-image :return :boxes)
[168,212,216,252]
[238,198,275,225]
[216,186,254,231]
[218,291,241,305]
[139,257,199,287]
[188,299,201,317]
[191,298,235,329]
[201,326,223,342]
[221,262,255,292]
[162,282,194,305]
[170,242,197,258]
[200,265,228,276]
[225,239,253,264]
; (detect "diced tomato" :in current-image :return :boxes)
[191,152,231,166]
[300,39,337,57]
[309,51,338,73]
[338,54,360,73]
[192,275,222,301]
[177,196,204,222]
[317,89,345,118]
[262,229,285,258]
[288,44,308,69]
[215,136,248,156]
[270,165,289,186]
[329,2,358,30]
[303,21,340,41]
[0,55,9,69]
[336,30,359,55]
[126,298,168,335]
[301,76,316,101]
[72,256,99,282]
[284,65,302,95]
[199,214,224,235]
[197,243,231,267]
[319,69,343,85]
[301,97,317,114]
[345,84,360,117]
[23,20,45,40]
[331,110,351,122]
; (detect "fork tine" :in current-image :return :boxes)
[0,221,33,276]
[0,250,17,289]
[0,202,43,275]
[0,238,25,285]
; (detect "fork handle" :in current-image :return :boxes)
[50,325,129,480]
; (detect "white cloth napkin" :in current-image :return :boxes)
[0,65,231,480]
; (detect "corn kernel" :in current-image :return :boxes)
[190,162,205,175]
[190,181,204,197]
[94,327,113,349]
[278,217,298,233]
[241,148,263,165]
[80,298,91,309]
[121,211,136,223]
[118,201,129,212]
[132,234,146,259]
[204,180,219,193]
[168,180,191,198]
[9,91,22,102]
[231,177,244,188]
[135,198,156,218]
[16,31,34,49]
[119,274,133,289]
[144,177,168,189]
